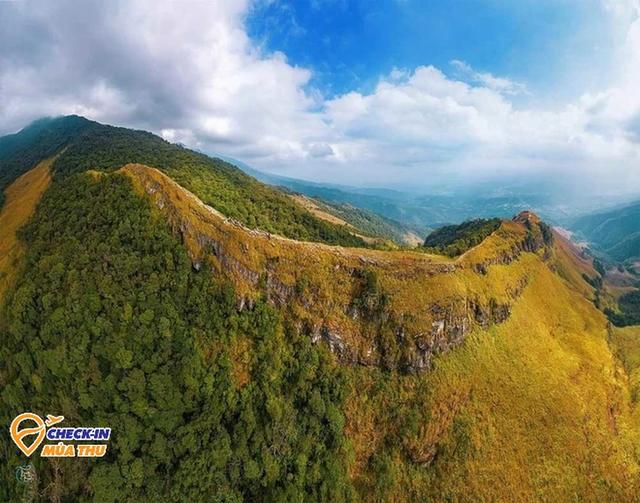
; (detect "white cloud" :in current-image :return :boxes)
[450,60,528,96]
[0,0,639,198]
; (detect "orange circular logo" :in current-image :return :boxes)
[10,413,46,457]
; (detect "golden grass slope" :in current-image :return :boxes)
[345,247,640,501]
[0,158,52,304]
[121,163,536,367]
[289,194,360,229]
[610,326,640,405]
[552,229,598,295]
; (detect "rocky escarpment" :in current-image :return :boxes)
[122,164,551,374]
[333,273,531,374]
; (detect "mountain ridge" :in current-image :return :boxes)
[120,163,579,373]
[2,117,640,501]
[0,116,373,247]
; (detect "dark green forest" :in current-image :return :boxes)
[423,218,501,257]
[606,290,640,327]
[0,173,353,502]
[0,116,90,207]
[0,116,364,247]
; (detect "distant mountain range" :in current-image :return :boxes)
[571,201,640,262]
[216,154,616,232]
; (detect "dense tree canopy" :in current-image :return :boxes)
[0,116,91,207]
[423,218,501,257]
[606,290,640,327]
[0,173,353,502]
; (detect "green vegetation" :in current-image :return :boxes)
[310,198,420,245]
[0,173,353,501]
[349,270,406,371]
[582,272,603,290]
[3,116,640,501]
[606,290,640,326]
[0,116,91,207]
[539,220,554,245]
[54,121,365,246]
[572,201,640,261]
[423,218,501,256]
[1,116,364,247]
[593,257,607,277]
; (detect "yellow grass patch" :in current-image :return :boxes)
[0,158,52,303]
[289,194,355,228]
[346,261,640,501]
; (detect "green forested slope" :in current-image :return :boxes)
[572,201,640,261]
[2,117,640,502]
[0,173,352,502]
[423,218,501,256]
[310,198,421,245]
[0,116,364,247]
[0,116,91,207]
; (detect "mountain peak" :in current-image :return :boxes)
[513,210,542,226]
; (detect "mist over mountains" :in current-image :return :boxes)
[217,152,639,229]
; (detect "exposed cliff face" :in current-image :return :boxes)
[122,164,554,373]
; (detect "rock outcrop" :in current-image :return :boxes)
[123,164,552,374]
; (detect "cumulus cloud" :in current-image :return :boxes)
[0,0,324,159]
[322,64,640,192]
[0,0,639,197]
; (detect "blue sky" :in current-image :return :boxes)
[0,0,639,198]
[247,0,615,101]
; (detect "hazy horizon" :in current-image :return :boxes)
[1,0,639,202]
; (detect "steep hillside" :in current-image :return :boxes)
[288,193,422,246]
[552,228,601,300]
[0,116,89,207]
[0,157,52,303]
[2,133,640,500]
[121,166,640,500]
[122,164,546,373]
[610,325,640,402]
[1,171,353,501]
[572,201,640,261]
[0,116,365,247]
